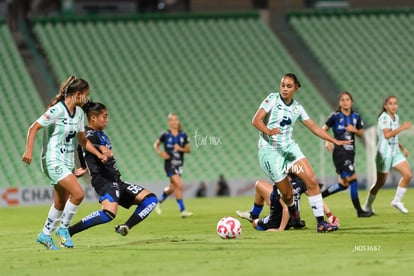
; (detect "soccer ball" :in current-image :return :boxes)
[216,216,242,239]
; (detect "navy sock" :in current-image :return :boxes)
[350,180,363,211]
[176,199,185,212]
[125,195,158,229]
[251,203,263,218]
[159,191,168,203]
[69,210,115,236]
[322,183,347,198]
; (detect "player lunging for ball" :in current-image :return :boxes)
[69,101,158,237]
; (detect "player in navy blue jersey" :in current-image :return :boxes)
[236,174,340,231]
[154,113,192,218]
[68,101,158,237]
[322,91,372,217]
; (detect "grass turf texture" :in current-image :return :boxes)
[1,189,413,275]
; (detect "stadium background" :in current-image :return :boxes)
[1,0,413,206]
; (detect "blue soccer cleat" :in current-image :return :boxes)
[56,227,74,248]
[37,232,59,250]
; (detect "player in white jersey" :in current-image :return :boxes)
[252,73,351,232]
[363,96,412,214]
[22,76,107,250]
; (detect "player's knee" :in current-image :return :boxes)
[72,190,84,204]
[282,193,293,205]
[404,170,413,180]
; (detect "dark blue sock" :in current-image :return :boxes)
[125,195,158,228]
[159,192,168,203]
[322,183,347,197]
[69,210,114,236]
[176,199,185,212]
[251,203,263,218]
[349,180,362,211]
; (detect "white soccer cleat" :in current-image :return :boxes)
[180,210,193,218]
[155,203,162,215]
[391,201,408,214]
[236,210,253,222]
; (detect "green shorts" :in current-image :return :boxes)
[41,160,73,185]
[375,151,406,173]
[258,143,305,183]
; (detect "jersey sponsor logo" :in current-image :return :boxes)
[280,116,292,127]
[54,165,63,175]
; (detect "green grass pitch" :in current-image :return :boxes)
[1,189,413,275]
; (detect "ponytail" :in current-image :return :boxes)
[82,101,107,120]
[47,75,89,109]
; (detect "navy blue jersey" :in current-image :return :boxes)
[325,111,363,152]
[78,127,121,184]
[159,130,189,167]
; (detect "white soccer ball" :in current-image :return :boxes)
[216,216,242,239]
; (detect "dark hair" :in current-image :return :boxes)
[283,73,301,88]
[82,101,107,120]
[336,91,354,112]
[378,95,397,118]
[48,76,90,109]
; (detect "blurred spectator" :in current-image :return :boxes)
[216,174,230,197]
[136,0,160,13]
[195,182,207,198]
[6,0,30,31]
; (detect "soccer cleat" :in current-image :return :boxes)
[37,232,59,250]
[155,203,162,215]
[391,201,408,214]
[286,219,306,230]
[236,210,254,222]
[115,224,129,236]
[327,215,340,227]
[357,210,373,217]
[361,205,375,215]
[317,221,339,233]
[56,227,74,248]
[180,210,193,218]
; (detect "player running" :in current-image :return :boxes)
[22,76,107,250]
[363,96,412,214]
[321,91,372,217]
[154,113,192,218]
[252,73,350,232]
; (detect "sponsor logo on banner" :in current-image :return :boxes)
[0,186,99,207]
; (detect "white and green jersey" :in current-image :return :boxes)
[257,93,309,150]
[36,101,85,169]
[377,112,400,157]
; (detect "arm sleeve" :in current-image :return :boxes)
[259,93,277,113]
[298,104,310,122]
[36,105,63,127]
[77,144,87,169]
[324,112,335,128]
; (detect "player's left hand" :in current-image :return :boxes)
[334,139,353,146]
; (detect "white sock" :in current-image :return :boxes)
[365,193,376,209]
[307,194,324,218]
[393,186,407,203]
[42,204,63,235]
[60,200,79,228]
